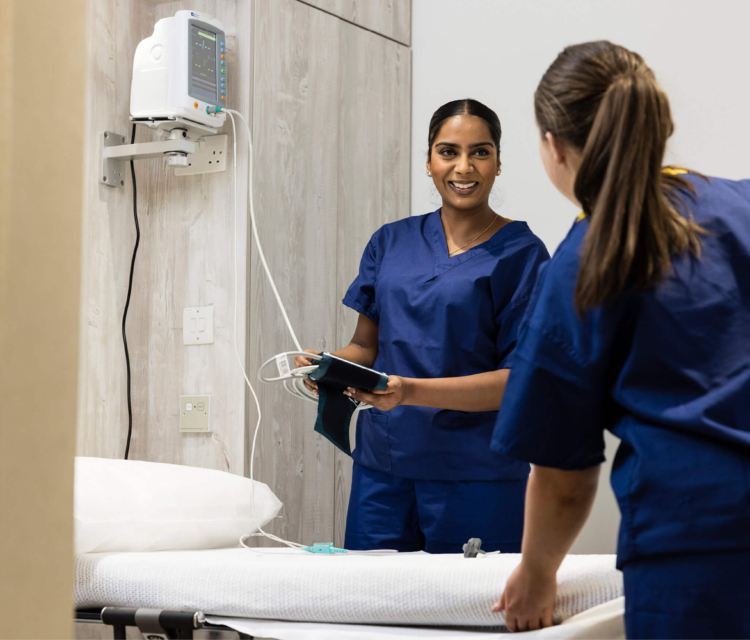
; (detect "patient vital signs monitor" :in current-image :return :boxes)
[131,10,227,128]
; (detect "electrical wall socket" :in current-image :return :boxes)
[183,306,214,345]
[180,395,211,432]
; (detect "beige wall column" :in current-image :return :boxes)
[0,1,88,638]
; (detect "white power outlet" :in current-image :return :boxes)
[183,306,215,345]
[180,395,211,432]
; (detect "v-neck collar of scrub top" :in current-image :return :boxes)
[428,209,530,280]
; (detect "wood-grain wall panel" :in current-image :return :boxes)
[136,0,250,473]
[333,23,411,546]
[246,0,340,545]
[78,0,253,475]
[303,0,411,46]
[78,0,410,550]
[77,0,156,460]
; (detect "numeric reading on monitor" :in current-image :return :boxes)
[190,24,218,103]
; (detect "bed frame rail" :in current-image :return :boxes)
[75,607,253,639]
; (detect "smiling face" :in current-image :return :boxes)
[427,115,501,212]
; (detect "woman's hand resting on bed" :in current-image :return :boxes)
[492,467,599,631]
[344,375,408,411]
[493,561,557,632]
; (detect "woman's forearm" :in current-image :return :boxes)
[331,343,378,369]
[402,369,509,412]
[328,314,379,368]
[519,466,600,577]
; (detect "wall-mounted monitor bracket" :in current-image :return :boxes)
[100,117,227,188]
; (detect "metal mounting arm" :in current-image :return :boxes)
[100,119,227,188]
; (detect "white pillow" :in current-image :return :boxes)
[74,457,282,554]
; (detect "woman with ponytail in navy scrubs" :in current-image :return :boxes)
[491,41,750,639]
[296,99,549,553]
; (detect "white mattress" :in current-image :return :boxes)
[75,548,622,629]
[206,597,626,640]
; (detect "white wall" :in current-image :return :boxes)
[412,0,750,554]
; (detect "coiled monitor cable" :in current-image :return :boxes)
[224,112,373,552]
[225,109,389,555]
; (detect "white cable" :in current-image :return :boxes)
[257,351,375,409]
[226,108,302,352]
[226,109,303,551]
[258,351,321,404]
[225,107,374,552]
[222,112,372,409]
[228,110,357,407]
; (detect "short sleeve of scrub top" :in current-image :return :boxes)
[491,216,624,470]
[342,211,550,481]
[343,236,380,324]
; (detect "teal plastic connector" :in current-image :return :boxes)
[302,542,347,554]
[206,105,223,114]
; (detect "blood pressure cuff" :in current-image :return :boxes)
[308,353,389,456]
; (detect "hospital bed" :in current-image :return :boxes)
[73,548,625,640]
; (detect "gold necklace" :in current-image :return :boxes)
[448,215,498,257]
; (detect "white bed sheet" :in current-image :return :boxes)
[75,548,622,629]
[207,596,625,640]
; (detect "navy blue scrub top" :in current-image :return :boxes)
[343,210,549,481]
[492,173,750,566]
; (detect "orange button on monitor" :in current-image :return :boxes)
[194,102,198,109]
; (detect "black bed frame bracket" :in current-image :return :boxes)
[75,606,254,639]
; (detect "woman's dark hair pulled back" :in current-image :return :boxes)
[428,99,502,158]
[535,40,704,315]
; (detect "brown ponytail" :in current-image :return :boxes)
[535,41,704,315]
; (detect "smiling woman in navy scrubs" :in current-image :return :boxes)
[296,99,549,553]
[490,42,750,639]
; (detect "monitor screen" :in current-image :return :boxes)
[189,24,218,103]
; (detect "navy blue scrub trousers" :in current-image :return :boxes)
[623,550,750,639]
[344,462,527,554]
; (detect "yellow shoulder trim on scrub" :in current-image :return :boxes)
[576,211,586,222]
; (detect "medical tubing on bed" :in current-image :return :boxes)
[227,110,303,551]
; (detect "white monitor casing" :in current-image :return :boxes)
[130,10,226,129]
